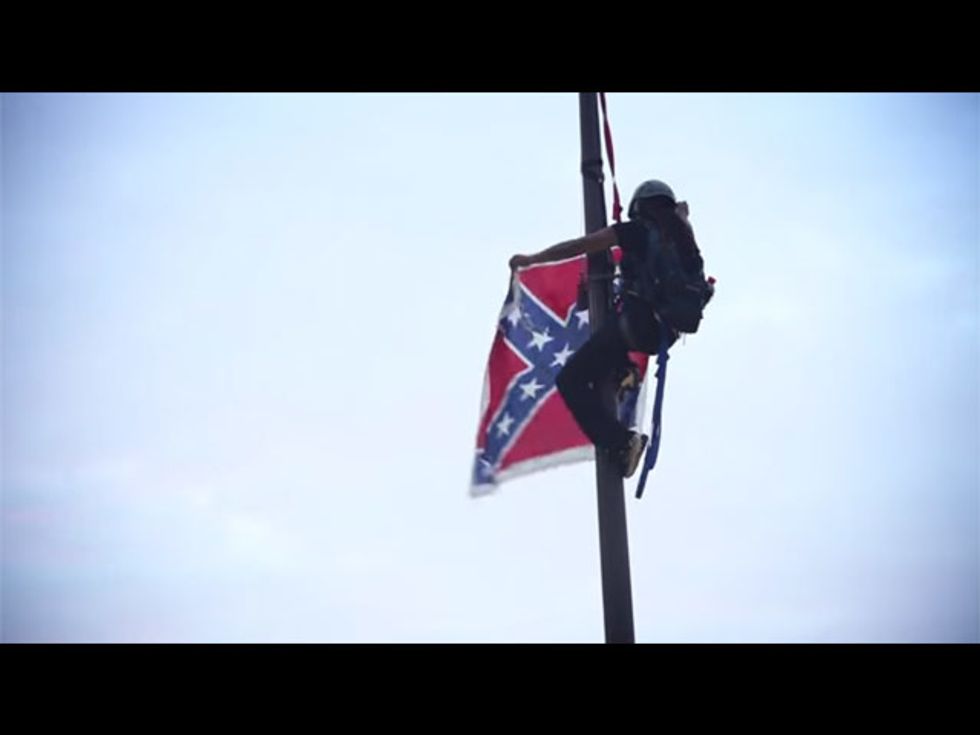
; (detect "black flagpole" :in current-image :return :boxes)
[579,92,635,644]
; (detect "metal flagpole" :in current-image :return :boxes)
[578,92,635,644]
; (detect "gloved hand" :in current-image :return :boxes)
[509,254,533,272]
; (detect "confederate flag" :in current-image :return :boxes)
[471,250,649,496]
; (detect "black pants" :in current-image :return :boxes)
[555,296,674,451]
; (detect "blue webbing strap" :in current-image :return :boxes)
[635,328,671,499]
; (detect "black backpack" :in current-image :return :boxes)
[626,216,713,335]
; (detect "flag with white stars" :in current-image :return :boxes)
[471,252,649,496]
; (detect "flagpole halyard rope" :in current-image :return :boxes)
[599,92,623,224]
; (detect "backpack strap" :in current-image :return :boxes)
[634,322,671,499]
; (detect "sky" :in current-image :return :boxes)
[2,92,977,643]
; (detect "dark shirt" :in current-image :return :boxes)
[612,219,660,293]
[612,219,650,253]
[611,220,675,351]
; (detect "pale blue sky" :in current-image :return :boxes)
[2,92,977,642]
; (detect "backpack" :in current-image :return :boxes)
[626,214,713,334]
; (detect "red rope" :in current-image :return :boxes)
[598,92,622,223]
